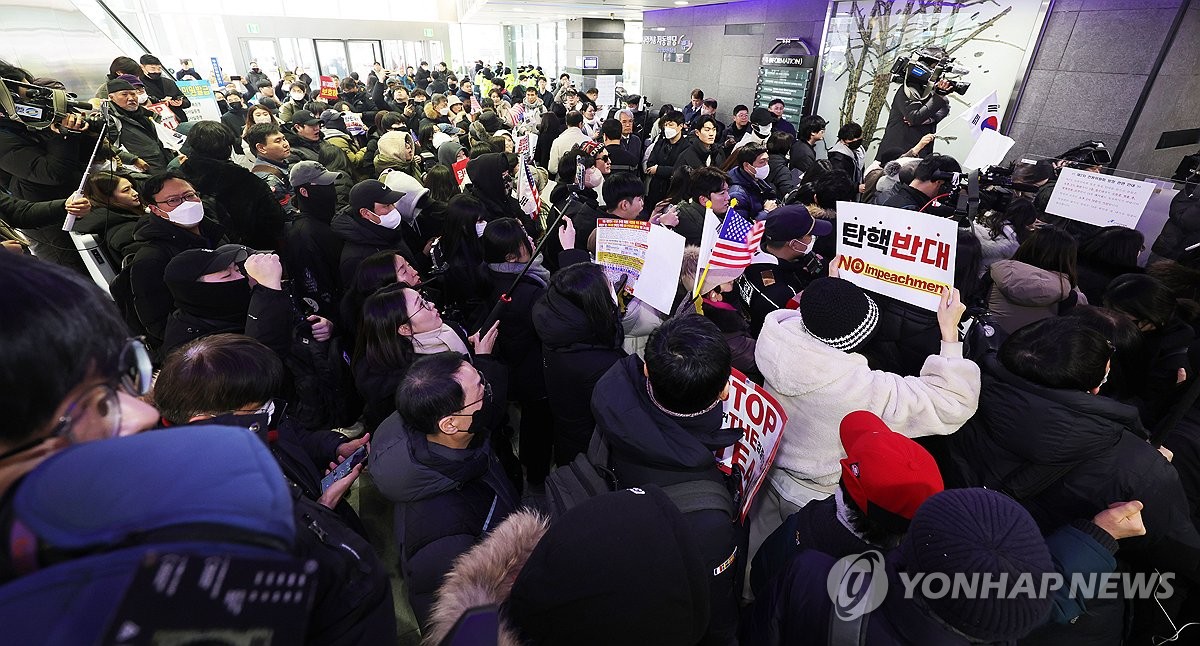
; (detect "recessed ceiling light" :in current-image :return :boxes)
[674,1,689,4]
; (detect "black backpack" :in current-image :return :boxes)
[545,432,736,520]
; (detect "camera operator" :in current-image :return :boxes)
[883,153,962,216]
[878,47,959,159]
[0,60,96,271]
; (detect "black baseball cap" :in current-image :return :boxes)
[349,180,404,213]
[288,109,320,126]
[764,205,833,243]
[164,244,252,284]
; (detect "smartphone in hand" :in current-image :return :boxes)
[320,445,368,492]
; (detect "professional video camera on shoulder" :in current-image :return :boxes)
[890,46,971,98]
[0,74,106,134]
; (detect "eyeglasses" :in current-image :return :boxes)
[596,155,610,161]
[449,369,492,416]
[154,190,200,209]
[50,338,153,443]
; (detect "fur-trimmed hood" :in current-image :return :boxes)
[421,509,548,646]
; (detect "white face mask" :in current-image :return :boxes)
[253,114,273,124]
[663,127,679,140]
[475,221,487,237]
[137,93,149,104]
[162,200,204,226]
[753,164,769,180]
[290,92,305,101]
[754,124,772,138]
[377,207,402,229]
[584,167,603,189]
[439,107,450,116]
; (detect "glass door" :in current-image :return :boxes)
[315,39,349,79]
[347,40,382,85]
[241,38,281,79]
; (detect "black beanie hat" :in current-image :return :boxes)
[505,486,710,645]
[798,277,880,352]
[897,489,1055,642]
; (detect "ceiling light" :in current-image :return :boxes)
[674,1,689,4]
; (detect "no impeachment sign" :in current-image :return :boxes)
[715,368,787,522]
[835,201,957,312]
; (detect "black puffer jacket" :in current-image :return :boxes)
[73,205,143,263]
[674,133,726,171]
[180,154,286,250]
[330,210,417,287]
[861,294,941,377]
[369,364,518,629]
[126,213,227,348]
[592,355,743,646]
[1151,190,1200,261]
[532,285,626,463]
[946,357,1200,583]
[463,153,532,232]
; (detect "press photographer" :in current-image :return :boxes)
[878,46,970,160]
[0,60,99,270]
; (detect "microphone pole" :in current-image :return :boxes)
[475,156,584,335]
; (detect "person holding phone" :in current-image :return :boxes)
[138,54,191,124]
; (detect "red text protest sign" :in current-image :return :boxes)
[715,368,787,522]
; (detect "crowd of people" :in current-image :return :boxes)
[3,49,1200,646]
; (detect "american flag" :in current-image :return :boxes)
[709,215,765,271]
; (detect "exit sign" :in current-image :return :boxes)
[423,28,434,37]
[246,23,259,34]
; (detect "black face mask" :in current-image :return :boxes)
[298,183,338,220]
[146,72,162,80]
[846,140,863,150]
[227,102,245,113]
[170,278,253,320]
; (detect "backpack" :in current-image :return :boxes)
[545,432,736,520]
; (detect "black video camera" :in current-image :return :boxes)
[0,78,105,133]
[890,47,971,97]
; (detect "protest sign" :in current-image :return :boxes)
[146,101,179,130]
[1045,168,1156,229]
[835,201,957,311]
[177,80,221,122]
[595,219,685,314]
[318,76,338,101]
[452,157,470,186]
[714,368,787,523]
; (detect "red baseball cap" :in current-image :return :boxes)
[839,411,943,527]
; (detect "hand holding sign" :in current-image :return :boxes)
[936,286,965,342]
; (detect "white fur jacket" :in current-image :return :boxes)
[756,308,981,487]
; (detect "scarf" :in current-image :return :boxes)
[488,254,549,287]
[411,324,471,356]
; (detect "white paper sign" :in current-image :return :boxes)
[714,368,787,523]
[595,219,685,315]
[963,128,1014,170]
[1045,168,1156,229]
[835,201,958,311]
[595,75,617,110]
[636,225,686,314]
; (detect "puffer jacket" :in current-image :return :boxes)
[369,399,520,629]
[532,286,626,463]
[1151,190,1200,261]
[986,259,1086,334]
[727,166,777,222]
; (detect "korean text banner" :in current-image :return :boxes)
[835,202,957,312]
[715,368,787,523]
